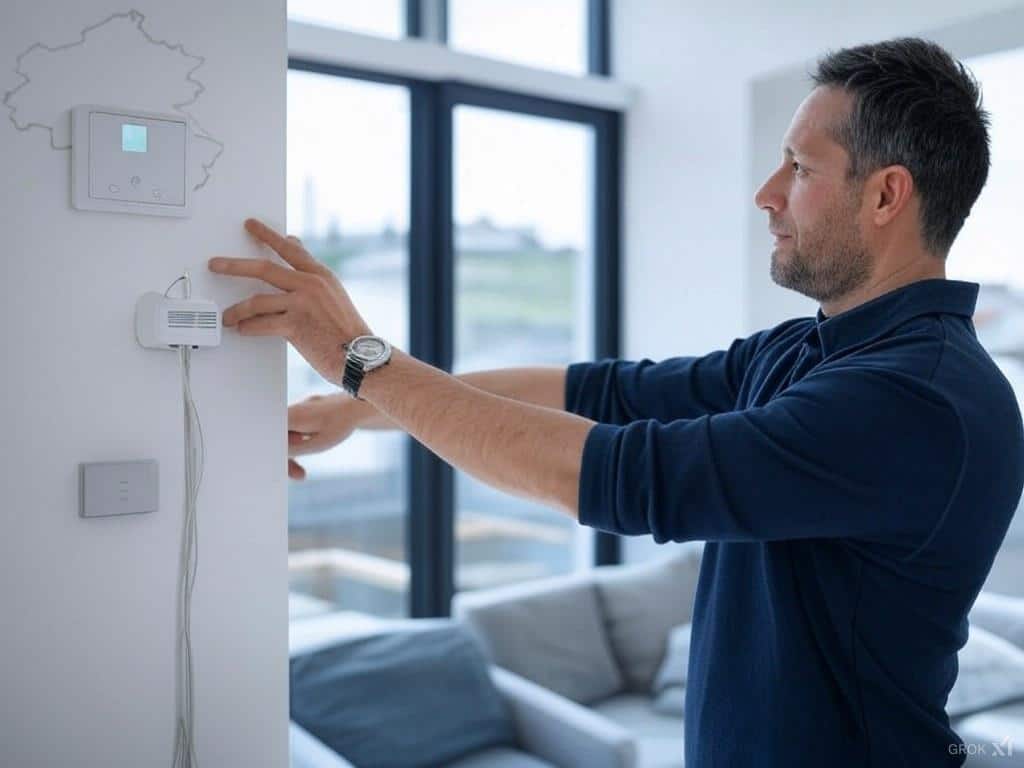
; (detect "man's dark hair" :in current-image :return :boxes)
[810,37,991,257]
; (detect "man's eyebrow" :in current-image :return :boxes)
[783,144,820,160]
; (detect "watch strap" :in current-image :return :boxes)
[342,354,366,399]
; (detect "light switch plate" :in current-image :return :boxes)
[71,104,191,218]
[80,460,159,518]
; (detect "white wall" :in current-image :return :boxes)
[1,2,288,766]
[613,0,1024,564]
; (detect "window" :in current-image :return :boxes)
[452,105,595,591]
[287,0,405,38]
[286,0,622,620]
[949,47,1024,598]
[286,70,411,620]
[447,0,589,75]
[286,0,603,75]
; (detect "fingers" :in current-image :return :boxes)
[288,430,337,456]
[288,430,312,447]
[222,292,290,327]
[288,398,326,432]
[244,218,291,253]
[245,218,325,275]
[235,313,290,338]
[208,257,307,292]
[288,458,306,480]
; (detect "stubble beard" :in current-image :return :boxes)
[769,197,872,305]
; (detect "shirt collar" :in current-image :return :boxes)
[813,278,979,356]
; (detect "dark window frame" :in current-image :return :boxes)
[288,0,620,619]
[432,0,608,74]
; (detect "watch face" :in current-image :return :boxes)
[352,336,386,362]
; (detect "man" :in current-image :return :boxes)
[210,37,1023,767]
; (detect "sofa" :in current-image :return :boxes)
[288,612,636,768]
[452,544,1024,768]
[453,544,704,768]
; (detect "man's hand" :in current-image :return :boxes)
[287,392,375,480]
[210,218,592,517]
[208,218,372,388]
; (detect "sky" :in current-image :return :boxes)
[285,0,591,251]
[286,0,586,72]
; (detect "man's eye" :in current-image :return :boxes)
[791,161,806,175]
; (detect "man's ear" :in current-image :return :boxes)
[866,164,915,228]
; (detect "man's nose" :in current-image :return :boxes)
[754,170,784,212]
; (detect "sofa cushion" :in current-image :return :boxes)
[455,576,624,704]
[594,544,703,691]
[289,624,515,768]
[591,693,683,768]
[446,747,556,768]
[652,623,692,693]
[649,623,692,717]
[289,721,355,768]
[947,625,1024,718]
[652,686,686,719]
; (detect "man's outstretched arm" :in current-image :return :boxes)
[351,366,569,429]
[359,349,594,518]
[210,218,594,516]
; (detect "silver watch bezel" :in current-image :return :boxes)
[345,335,392,372]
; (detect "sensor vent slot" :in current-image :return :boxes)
[167,311,218,329]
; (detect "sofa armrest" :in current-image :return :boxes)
[970,591,1024,651]
[289,721,355,768]
[490,667,636,768]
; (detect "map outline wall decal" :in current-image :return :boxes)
[3,9,225,192]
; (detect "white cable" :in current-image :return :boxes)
[171,271,204,768]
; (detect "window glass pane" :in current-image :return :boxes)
[448,0,588,75]
[288,0,404,38]
[287,70,410,621]
[949,47,1024,597]
[453,105,595,593]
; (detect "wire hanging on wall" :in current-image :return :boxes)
[169,270,206,768]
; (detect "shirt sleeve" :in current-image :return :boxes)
[564,330,772,426]
[577,363,966,551]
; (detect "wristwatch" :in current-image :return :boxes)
[341,334,392,399]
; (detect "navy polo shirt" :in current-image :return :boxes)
[566,279,1024,767]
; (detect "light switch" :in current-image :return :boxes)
[80,460,159,519]
[71,105,191,218]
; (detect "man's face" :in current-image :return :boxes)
[754,86,872,306]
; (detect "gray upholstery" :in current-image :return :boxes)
[290,721,355,768]
[591,695,684,768]
[947,626,1024,718]
[454,574,624,704]
[955,700,1024,766]
[593,545,703,692]
[455,551,702,768]
[651,624,692,700]
[970,591,1024,651]
[288,613,636,768]
[290,625,516,768]
[446,748,554,768]
[491,667,636,768]
[649,623,691,717]
[454,550,1024,768]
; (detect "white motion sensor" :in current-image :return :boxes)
[135,291,221,350]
